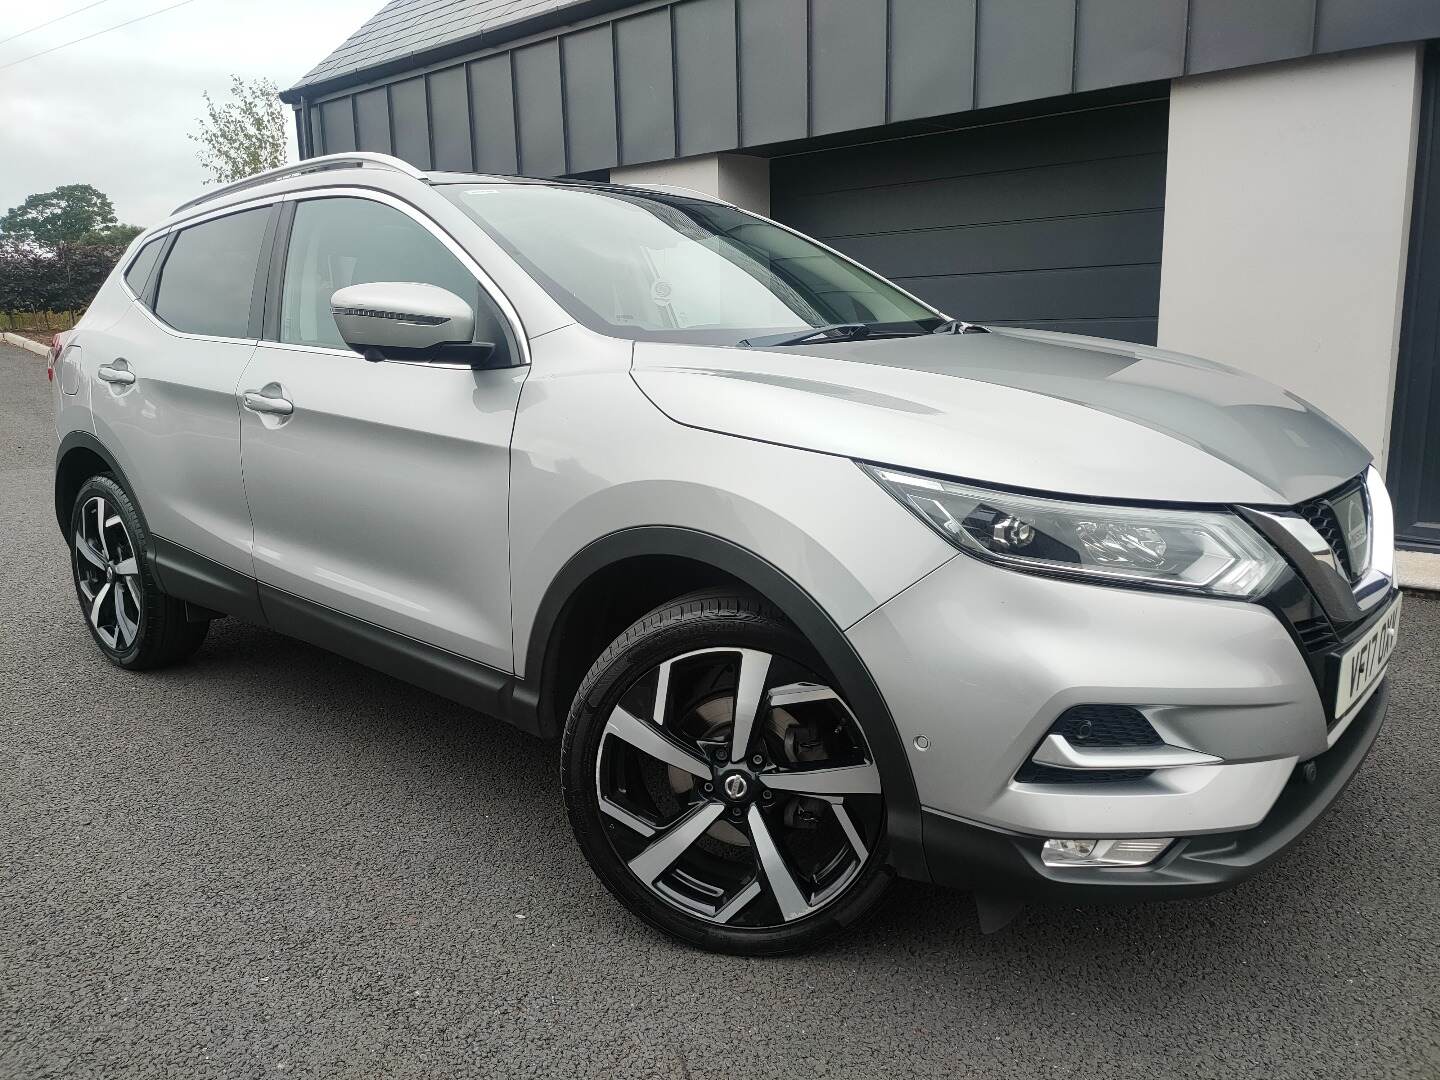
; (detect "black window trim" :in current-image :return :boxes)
[139,197,281,343]
[258,186,531,368]
[121,234,168,306]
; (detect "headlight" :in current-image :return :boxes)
[864,465,1286,598]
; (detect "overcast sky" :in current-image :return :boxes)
[1,0,383,228]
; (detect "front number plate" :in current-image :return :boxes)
[1333,594,1402,721]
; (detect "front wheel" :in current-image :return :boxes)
[561,591,892,955]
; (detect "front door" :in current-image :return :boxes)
[236,193,526,671]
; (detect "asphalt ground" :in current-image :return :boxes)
[1,342,1437,1079]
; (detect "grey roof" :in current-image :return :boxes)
[286,0,598,97]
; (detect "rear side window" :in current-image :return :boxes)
[123,237,163,298]
[279,196,509,353]
[154,207,269,338]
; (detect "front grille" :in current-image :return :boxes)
[1297,478,1367,583]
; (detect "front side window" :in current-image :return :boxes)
[153,207,269,338]
[279,196,509,354]
[442,184,941,345]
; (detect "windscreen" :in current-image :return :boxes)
[442,184,941,345]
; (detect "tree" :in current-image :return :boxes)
[81,223,143,246]
[0,240,45,328]
[49,241,128,316]
[0,184,119,248]
[190,75,289,184]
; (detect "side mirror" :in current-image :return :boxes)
[330,281,494,365]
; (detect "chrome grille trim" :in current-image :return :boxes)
[1296,477,1369,584]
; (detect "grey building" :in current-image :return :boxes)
[282,0,1440,557]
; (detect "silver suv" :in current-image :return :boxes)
[52,153,1400,954]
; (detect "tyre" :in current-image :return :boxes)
[69,474,209,670]
[562,590,892,955]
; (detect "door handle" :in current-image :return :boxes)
[241,390,294,416]
[97,362,135,385]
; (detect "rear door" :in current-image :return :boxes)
[88,202,274,581]
[236,191,527,671]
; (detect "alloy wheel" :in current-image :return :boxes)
[74,494,143,651]
[594,647,883,928]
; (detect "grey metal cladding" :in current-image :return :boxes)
[1187,0,1317,75]
[889,0,976,123]
[293,0,1440,176]
[736,0,807,147]
[810,0,886,137]
[428,66,473,170]
[308,106,325,154]
[1315,0,1440,53]
[615,9,676,165]
[390,76,433,168]
[319,97,357,153]
[355,88,393,154]
[673,0,738,157]
[561,25,618,172]
[975,0,1075,108]
[1074,0,1187,92]
[470,55,519,174]
[514,40,568,175]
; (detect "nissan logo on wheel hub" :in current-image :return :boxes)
[723,774,750,801]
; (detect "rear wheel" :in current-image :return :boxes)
[562,590,891,955]
[69,475,208,669]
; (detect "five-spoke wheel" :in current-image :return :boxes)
[564,591,891,954]
[74,494,144,650]
[68,474,209,669]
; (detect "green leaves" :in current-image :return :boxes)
[0,184,120,247]
[189,75,289,184]
[0,183,134,325]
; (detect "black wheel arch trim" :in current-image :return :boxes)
[54,430,138,536]
[525,525,930,883]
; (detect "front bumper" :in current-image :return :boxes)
[846,547,1392,889]
[921,679,1387,899]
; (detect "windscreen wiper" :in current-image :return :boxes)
[931,319,988,335]
[737,323,871,348]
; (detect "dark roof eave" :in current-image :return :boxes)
[280,0,636,104]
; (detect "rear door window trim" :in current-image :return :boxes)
[135,195,282,345]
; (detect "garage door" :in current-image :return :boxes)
[770,99,1168,345]
[1391,45,1440,549]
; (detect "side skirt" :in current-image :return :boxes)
[150,536,541,736]
[151,536,265,624]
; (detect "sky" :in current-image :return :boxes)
[0,0,384,228]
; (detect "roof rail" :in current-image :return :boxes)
[171,152,427,216]
[614,181,729,205]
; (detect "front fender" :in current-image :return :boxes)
[524,524,934,882]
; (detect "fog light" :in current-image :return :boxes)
[1041,837,1173,868]
[1041,838,1097,864]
